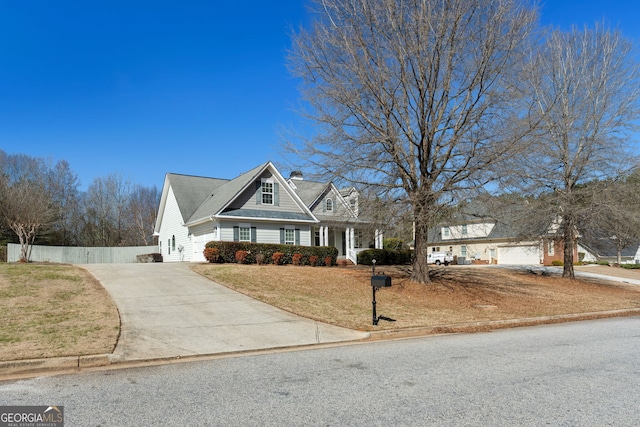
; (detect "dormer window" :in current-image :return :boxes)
[261,180,273,205]
[326,198,333,212]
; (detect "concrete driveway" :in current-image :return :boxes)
[82,263,369,362]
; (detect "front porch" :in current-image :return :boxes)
[313,225,383,264]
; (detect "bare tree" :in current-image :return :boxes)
[44,160,81,245]
[503,24,640,278]
[0,151,58,261]
[81,175,132,246]
[0,181,57,261]
[125,185,161,246]
[287,0,539,283]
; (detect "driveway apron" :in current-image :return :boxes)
[82,263,369,361]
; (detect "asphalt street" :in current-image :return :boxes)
[2,316,639,426]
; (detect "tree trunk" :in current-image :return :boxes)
[562,214,575,279]
[410,217,431,284]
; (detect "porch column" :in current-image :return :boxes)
[375,229,383,249]
[349,227,355,252]
[322,226,329,246]
[319,226,324,246]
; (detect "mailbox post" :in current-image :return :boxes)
[370,259,394,325]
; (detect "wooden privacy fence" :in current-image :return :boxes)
[7,243,158,264]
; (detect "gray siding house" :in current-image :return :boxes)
[154,162,382,263]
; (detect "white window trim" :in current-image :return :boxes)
[284,228,295,245]
[284,225,295,245]
[326,198,333,211]
[261,178,274,205]
[239,222,251,242]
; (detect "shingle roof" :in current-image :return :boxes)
[428,220,520,243]
[218,209,313,221]
[187,163,268,224]
[166,173,228,222]
[288,179,328,208]
[163,163,364,227]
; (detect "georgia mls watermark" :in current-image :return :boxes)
[0,406,63,427]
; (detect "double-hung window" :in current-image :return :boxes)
[262,181,274,205]
[284,228,295,245]
[239,226,251,242]
[326,198,333,212]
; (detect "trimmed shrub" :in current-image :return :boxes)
[621,263,640,269]
[324,256,333,266]
[551,260,563,266]
[255,253,265,265]
[357,249,413,265]
[272,252,284,265]
[292,253,303,266]
[309,255,318,266]
[235,250,249,264]
[204,247,220,263]
[204,241,338,265]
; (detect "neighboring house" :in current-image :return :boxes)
[426,214,577,266]
[578,238,640,265]
[154,162,382,263]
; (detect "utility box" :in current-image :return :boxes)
[371,275,392,288]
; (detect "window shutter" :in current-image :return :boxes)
[274,183,279,206]
[233,226,239,242]
[280,228,285,244]
[255,182,261,204]
[251,227,257,243]
[295,229,300,245]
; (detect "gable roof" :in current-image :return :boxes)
[187,163,269,225]
[156,162,322,230]
[154,173,228,232]
[168,173,228,222]
[288,179,329,208]
[427,219,520,243]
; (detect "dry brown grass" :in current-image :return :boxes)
[1,262,638,363]
[192,264,640,331]
[0,263,120,362]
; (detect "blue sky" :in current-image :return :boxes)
[1,0,639,190]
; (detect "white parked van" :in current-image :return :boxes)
[427,251,453,266]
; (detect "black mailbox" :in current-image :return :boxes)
[371,275,391,288]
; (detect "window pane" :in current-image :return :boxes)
[262,182,273,204]
[285,229,295,245]
[239,227,251,241]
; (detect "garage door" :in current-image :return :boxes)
[497,245,540,265]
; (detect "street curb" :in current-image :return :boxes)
[2,308,639,380]
[367,308,640,340]
[0,354,113,379]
